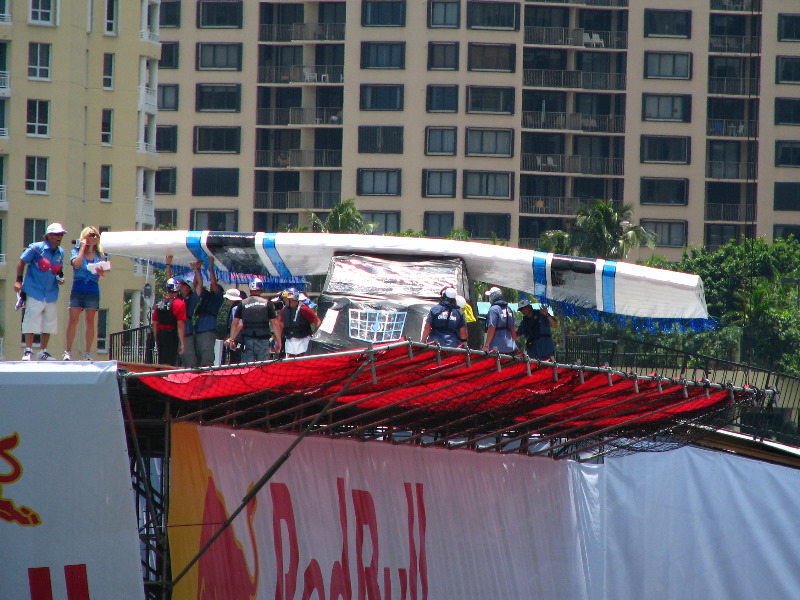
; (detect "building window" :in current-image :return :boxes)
[155,167,177,194]
[192,167,239,196]
[100,164,112,201]
[642,94,691,122]
[466,128,513,157]
[362,211,400,234]
[467,43,515,72]
[644,52,691,80]
[463,212,511,239]
[196,84,241,111]
[358,169,401,195]
[157,125,178,152]
[422,169,456,197]
[426,85,458,112]
[158,84,179,110]
[778,15,800,42]
[25,156,48,193]
[429,0,459,28]
[775,224,800,241]
[254,212,300,232]
[463,171,512,200]
[28,42,51,80]
[777,56,800,84]
[155,209,177,228]
[641,220,686,247]
[101,109,113,145]
[160,43,179,69]
[644,10,691,38]
[428,42,459,70]
[776,98,800,125]
[104,0,118,34]
[466,1,519,30]
[102,53,115,88]
[30,0,54,24]
[424,212,454,237]
[24,218,47,247]
[194,126,241,153]
[26,100,49,137]
[776,141,800,167]
[360,84,404,110]
[191,209,238,230]
[160,0,180,27]
[467,86,515,114]
[774,182,800,210]
[197,0,242,28]
[197,43,242,71]
[640,178,688,205]
[641,136,690,164]
[361,42,405,69]
[362,0,406,27]
[358,126,404,153]
[96,309,109,353]
[426,127,456,155]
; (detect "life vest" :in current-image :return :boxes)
[155,298,177,328]
[486,300,515,330]
[282,305,313,339]
[240,296,272,338]
[430,301,460,332]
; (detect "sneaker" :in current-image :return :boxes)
[62,351,72,361]
[21,349,33,361]
[83,353,93,361]
[37,350,53,361]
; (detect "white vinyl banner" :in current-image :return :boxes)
[0,362,144,600]
[171,425,800,600]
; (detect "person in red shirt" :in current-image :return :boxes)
[151,277,187,366]
[280,287,321,357]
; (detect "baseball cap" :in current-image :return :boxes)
[224,288,243,301]
[484,286,501,297]
[180,274,194,286]
[441,287,457,300]
[517,299,533,309]
[46,222,67,235]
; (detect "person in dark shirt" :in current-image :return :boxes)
[516,298,558,360]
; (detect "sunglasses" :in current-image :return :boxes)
[88,233,98,238]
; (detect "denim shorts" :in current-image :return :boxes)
[69,291,100,310]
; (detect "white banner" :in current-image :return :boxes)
[0,362,143,600]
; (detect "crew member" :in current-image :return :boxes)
[229,278,283,362]
[281,287,321,357]
[516,298,558,360]
[482,287,517,353]
[421,287,467,348]
[151,277,186,366]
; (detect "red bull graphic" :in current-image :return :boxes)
[0,433,41,527]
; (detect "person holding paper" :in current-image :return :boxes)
[64,226,107,360]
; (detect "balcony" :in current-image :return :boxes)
[137,141,157,154]
[257,106,343,126]
[259,22,345,42]
[524,27,626,49]
[518,238,540,250]
[256,149,342,168]
[706,119,758,138]
[710,0,761,11]
[254,191,341,210]
[0,71,9,96]
[0,12,10,23]
[139,85,157,113]
[706,161,757,180]
[0,184,7,210]
[708,77,759,96]
[140,29,159,43]
[705,203,756,221]
[136,195,155,226]
[523,69,626,91]
[521,154,624,175]
[520,196,586,215]
[522,111,625,133]
[709,35,760,54]
[526,0,628,6]
[258,64,344,85]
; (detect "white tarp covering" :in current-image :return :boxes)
[169,424,800,600]
[0,362,143,599]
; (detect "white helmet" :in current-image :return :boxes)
[441,287,457,301]
[165,277,180,292]
[455,295,466,309]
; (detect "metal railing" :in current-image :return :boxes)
[706,161,757,180]
[109,326,156,365]
[259,22,345,42]
[522,111,625,133]
[527,0,628,5]
[523,69,626,90]
[521,154,624,175]
[708,77,759,96]
[254,191,341,210]
[257,106,343,126]
[709,34,760,53]
[710,0,761,11]
[520,195,584,215]
[705,203,756,221]
[258,64,344,84]
[256,149,342,168]
[525,27,627,50]
[706,119,758,138]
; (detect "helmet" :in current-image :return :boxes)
[455,295,466,309]
[517,298,532,309]
[282,287,300,301]
[166,277,180,292]
[249,277,264,291]
[440,287,457,301]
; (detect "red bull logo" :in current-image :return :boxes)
[0,432,41,526]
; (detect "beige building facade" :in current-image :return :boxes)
[0,0,159,359]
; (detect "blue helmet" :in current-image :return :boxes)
[249,277,265,291]
[282,287,300,301]
[166,277,180,292]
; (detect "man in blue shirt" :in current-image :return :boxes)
[482,287,518,354]
[421,287,467,348]
[187,257,223,366]
[15,222,67,360]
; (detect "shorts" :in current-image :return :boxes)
[22,297,59,335]
[285,336,311,356]
[69,291,100,310]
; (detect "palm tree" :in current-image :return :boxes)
[309,198,377,234]
[539,199,655,259]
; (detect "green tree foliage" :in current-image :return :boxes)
[308,198,377,234]
[539,199,656,259]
